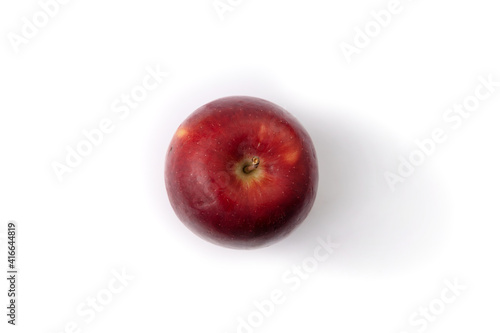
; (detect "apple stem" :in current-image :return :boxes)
[243,156,260,174]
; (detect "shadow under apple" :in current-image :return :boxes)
[271,103,449,274]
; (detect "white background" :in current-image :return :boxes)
[1,0,499,332]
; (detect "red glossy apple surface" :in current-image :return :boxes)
[165,96,318,249]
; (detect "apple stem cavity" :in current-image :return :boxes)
[243,156,260,174]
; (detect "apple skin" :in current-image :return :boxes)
[165,96,318,249]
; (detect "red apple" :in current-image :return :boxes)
[165,96,318,249]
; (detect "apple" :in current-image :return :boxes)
[164,96,318,249]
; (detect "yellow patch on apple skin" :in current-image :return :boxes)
[283,150,300,164]
[258,124,267,140]
[176,128,188,138]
